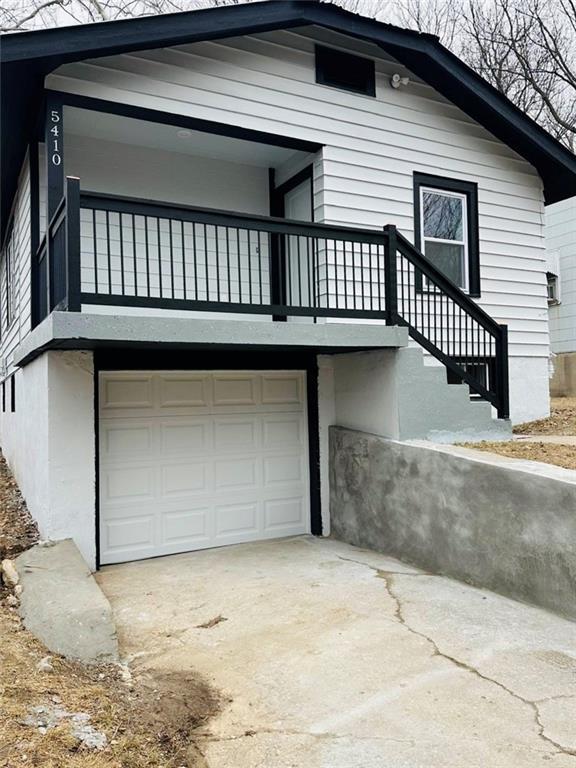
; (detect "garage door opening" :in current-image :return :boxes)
[98,370,311,565]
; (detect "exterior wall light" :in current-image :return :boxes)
[391,73,410,89]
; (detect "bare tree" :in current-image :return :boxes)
[2,0,573,149]
[0,0,392,32]
[398,0,576,150]
[396,0,463,48]
[0,0,244,31]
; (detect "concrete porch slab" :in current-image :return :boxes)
[14,311,408,366]
[97,537,576,767]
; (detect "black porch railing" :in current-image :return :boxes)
[32,177,509,419]
[77,191,388,319]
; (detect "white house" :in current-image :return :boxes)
[1,0,575,570]
[546,197,576,396]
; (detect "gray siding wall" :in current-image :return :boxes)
[46,26,549,363]
[0,154,32,376]
[546,197,576,354]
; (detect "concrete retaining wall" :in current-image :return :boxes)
[330,426,576,620]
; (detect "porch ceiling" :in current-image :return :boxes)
[66,108,308,169]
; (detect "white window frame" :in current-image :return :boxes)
[419,186,469,292]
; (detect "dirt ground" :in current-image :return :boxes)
[514,397,576,436]
[461,398,576,470]
[0,455,38,560]
[0,454,220,768]
[460,441,576,471]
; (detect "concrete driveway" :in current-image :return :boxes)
[97,537,576,767]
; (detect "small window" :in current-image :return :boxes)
[315,45,375,97]
[10,375,15,413]
[547,272,560,305]
[414,173,480,296]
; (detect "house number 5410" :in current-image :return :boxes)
[49,109,62,167]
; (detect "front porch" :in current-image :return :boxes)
[30,100,510,418]
[33,177,510,418]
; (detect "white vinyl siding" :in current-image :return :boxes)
[546,197,576,354]
[46,25,548,361]
[0,154,32,377]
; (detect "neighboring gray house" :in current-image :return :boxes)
[1,1,576,570]
[546,197,576,396]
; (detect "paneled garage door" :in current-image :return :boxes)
[98,371,310,565]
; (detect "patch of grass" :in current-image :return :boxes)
[514,397,576,437]
[459,441,576,471]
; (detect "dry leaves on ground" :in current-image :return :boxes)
[0,603,220,768]
[514,397,576,436]
[459,441,576,471]
[0,451,220,768]
[0,454,38,561]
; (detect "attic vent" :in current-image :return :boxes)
[315,45,376,97]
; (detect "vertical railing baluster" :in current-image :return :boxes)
[144,216,151,297]
[181,219,186,300]
[156,218,163,299]
[247,229,253,304]
[236,228,242,304]
[226,227,231,303]
[215,226,221,302]
[192,222,198,301]
[132,213,137,297]
[342,241,348,309]
[119,212,125,297]
[258,230,263,304]
[105,210,112,295]
[310,237,316,310]
[168,219,175,299]
[203,223,209,301]
[92,209,98,294]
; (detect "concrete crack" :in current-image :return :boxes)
[196,728,415,745]
[337,555,433,579]
[338,554,576,760]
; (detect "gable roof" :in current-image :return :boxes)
[2,0,576,233]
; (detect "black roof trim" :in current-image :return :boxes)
[2,0,575,234]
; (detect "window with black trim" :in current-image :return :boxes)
[315,45,375,97]
[10,375,15,413]
[414,173,480,296]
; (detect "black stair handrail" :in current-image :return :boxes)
[384,224,509,420]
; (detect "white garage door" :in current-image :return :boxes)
[99,370,310,565]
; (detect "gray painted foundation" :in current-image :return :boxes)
[330,426,576,620]
[330,347,511,442]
